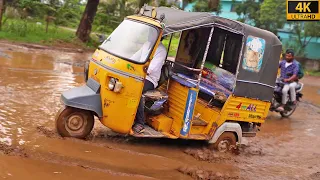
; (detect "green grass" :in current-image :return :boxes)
[306,70,320,76]
[0,19,98,49]
[162,36,179,57]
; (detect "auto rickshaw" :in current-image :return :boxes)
[55,5,282,152]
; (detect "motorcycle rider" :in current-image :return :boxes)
[276,49,299,112]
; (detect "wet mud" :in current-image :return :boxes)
[1,43,320,180]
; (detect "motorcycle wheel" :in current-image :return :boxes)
[280,103,297,118]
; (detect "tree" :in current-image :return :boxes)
[55,0,82,27]
[234,0,286,34]
[0,0,4,30]
[289,22,320,56]
[259,0,286,34]
[193,0,221,13]
[76,0,100,42]
[234,0,262,26]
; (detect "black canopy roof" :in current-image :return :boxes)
[143,6,282,102]
[144,6,245,35]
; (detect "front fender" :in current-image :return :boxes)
[209,122,242,145]
[61,78,102,118]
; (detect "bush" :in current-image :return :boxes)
[3,20,28,36]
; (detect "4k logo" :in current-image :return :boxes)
[295,2,312,12]
[287,0,320,21]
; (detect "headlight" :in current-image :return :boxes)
[108,78,116,90]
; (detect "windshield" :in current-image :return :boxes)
[100,20,159,63]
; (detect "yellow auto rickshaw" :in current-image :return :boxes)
[55,5,282,152]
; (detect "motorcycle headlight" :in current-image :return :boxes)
[108,78,116,90]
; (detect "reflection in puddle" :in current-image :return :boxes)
[0,49,91,147]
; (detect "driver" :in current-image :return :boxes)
[276,49,299,112]
[131,36,167,134]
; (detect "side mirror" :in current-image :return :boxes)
[96,34,107,43]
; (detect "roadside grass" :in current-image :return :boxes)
[0,19,99,49]
[306,70,320,77]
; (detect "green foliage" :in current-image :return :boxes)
[306,70,320,77]
[54,0,83,27]
[286,22,320,56]
[193,0,221,13]
[16,0,57,17]
[162,34,180,57]
[282,39,306,57]
[234,0,286,34]
[259,0,286,34]
[304,21,320,38]
[235,0,262,25]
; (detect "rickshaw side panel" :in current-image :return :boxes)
[191,100,220,136]
[165,80,197,137]
[218,95,269,126]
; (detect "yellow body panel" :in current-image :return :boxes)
[277,52,282,77]
[190,126,206,135]
[192,100,220,137]
[165,80,190,136]
[87,16,163,134]
[88,59,144,133]
[147,79,269,140]
[148,114,173,132]
[219,95,269,126]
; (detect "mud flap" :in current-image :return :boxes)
[61,78,102,118]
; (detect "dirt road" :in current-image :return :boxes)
[0,43,319,180]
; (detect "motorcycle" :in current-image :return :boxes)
[270,78,303,117]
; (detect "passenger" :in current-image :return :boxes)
[276,49,299,112]
[132,37,167,134]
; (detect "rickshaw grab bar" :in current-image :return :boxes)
[167,60,202,72]
[237,80,275,89]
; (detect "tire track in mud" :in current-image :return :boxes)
[1,140,157,180]
[34,126,189,179]
[35,125,242,180]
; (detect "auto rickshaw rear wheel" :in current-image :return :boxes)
[211,132,237,153]
[55,106,94,139]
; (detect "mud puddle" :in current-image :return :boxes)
[1,43,320,180]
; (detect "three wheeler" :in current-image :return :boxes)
[55,5,282,152]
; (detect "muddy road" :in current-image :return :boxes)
[0,43,320,180]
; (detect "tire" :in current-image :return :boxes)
[211,132,237,153]
[280,104,297,118]
[55,106,94,139]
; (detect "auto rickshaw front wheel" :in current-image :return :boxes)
[211,132,237,153]
[55,106,94,139]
